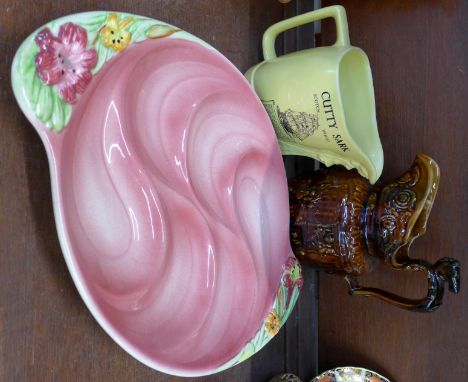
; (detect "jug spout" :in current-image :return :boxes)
[365,154,441,261]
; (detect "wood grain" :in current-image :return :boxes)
[319,1,468,381]
[0,1,318,381]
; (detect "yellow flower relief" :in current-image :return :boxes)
[100,13,134,52]
[265,310,281,337]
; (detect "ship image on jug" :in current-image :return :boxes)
[262,100,319,141]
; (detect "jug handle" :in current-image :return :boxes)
[345,245,460,312]
[263,5,350,60]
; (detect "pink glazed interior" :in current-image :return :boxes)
[43,38,291,373]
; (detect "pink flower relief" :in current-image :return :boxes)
[283,257,304,291]
[34,23,98,104]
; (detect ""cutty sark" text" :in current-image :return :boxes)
[321,92,349,152]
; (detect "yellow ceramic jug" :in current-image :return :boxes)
[245,6,384,183]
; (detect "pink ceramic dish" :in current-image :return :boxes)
[11,12,303,376]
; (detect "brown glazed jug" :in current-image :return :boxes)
[289,154,460,312]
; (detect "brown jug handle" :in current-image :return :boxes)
[345,246,460,312]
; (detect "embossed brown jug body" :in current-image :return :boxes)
[289,154,460,311]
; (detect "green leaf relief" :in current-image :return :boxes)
[146,24,181,39]
[36,84,53,122]
[237,342,256,363]
[282,286,300,325]
[93,37,116,74]
[28,66,41,105]
[128,18,156,43]
[52,94,71,131]
[277,284,287,317]
[77,13,107,32]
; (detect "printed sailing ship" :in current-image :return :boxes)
[278,107,318,141]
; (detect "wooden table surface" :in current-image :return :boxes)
[0,1,318,381]
[318,1,467,381]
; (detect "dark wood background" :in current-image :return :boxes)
[1,0,467,381]
[0,1,318,381]
[318,1,467,381]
